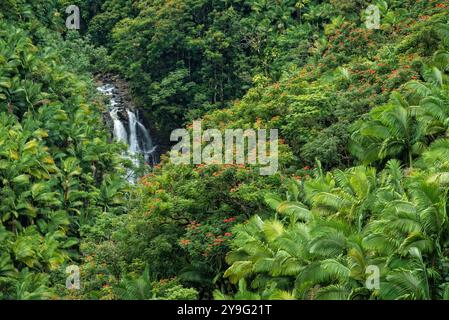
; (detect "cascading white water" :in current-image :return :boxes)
[127,110,141,167]
[97,83,157,181]
[137,121,157,164]
[110,109,128,144]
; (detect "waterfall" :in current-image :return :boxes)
[127,110,141,167]
[97,83,157,181]
[110,109,128,144]
[137,121,157,164]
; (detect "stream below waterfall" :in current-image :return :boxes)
[97,83,157,181]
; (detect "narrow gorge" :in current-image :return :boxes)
[97,77,158,180]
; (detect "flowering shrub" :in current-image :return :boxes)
[180,218,238,261]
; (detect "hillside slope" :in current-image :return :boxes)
[76,0,449,300]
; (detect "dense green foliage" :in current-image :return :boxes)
[2,0,449,300]
[79,0,335,137]
[0,2,131,298]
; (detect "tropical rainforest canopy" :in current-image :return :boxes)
[1,0,449,300]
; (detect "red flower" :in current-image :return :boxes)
[224,232,233,237]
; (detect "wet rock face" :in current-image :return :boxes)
[96,74,135,126]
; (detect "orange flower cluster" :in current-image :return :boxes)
[179,239,191,246]
[223,217,236,223]
[387,69,399,79]
[194,163,249,175]
[187,221,202,230]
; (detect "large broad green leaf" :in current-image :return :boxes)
[13,174,30,185]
